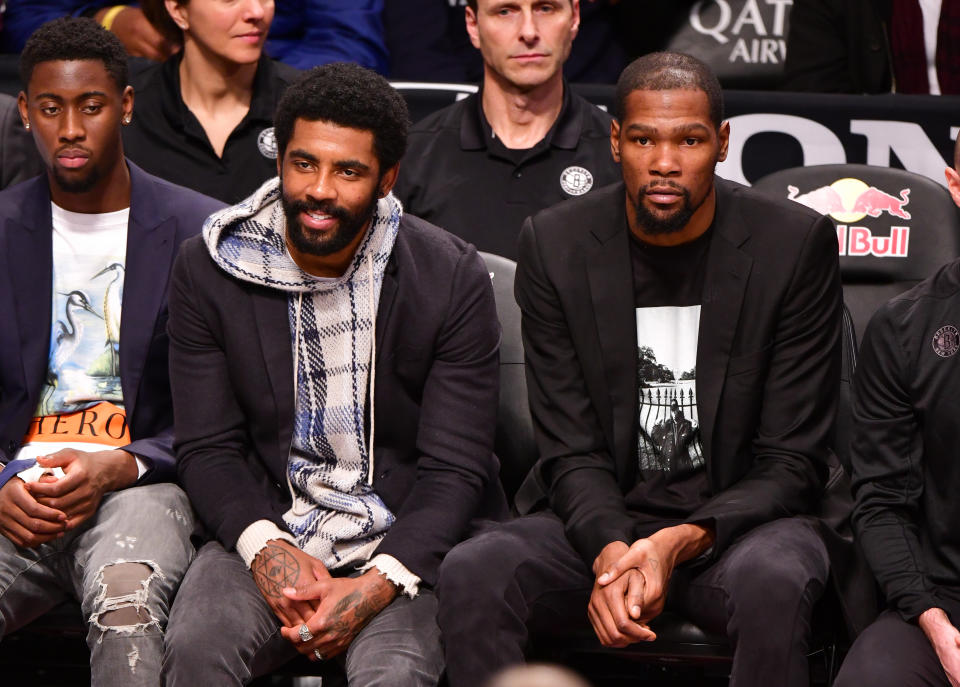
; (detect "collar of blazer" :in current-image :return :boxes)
[584,178,754,475]
[3,160,180,426]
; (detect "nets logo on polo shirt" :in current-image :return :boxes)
[560,166,594,196]
[258,127,278,159]
[933,325,960,358]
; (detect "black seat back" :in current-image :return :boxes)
[753,163,960,344]
[480,252,538,506]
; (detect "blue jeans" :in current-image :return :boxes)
[162,541,444,686]
[0,482,195,686]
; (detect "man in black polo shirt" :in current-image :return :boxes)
[392,0,620,260]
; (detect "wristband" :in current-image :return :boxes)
[100,5,128,32]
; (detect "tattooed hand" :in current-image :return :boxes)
[251,540,325,627]
[279,568,398,659]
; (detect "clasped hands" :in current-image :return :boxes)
[252,540,397,661]
[0,448,137,548]
[588,538,667,647]
[588,523,714,648]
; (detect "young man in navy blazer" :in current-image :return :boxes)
[0,17,223,685]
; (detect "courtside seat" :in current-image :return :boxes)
[752,163,960,345]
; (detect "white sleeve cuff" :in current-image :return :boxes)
[134,456,150,479]
[236,519,297,568]
[360,554,421,598]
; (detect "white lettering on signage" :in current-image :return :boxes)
[836,226,910,257]
[690,0,793,45]
[731,0,767,35]
[717,114,951,188]
[851,120,951,184]
[718,114,846,185]
[729,37,787,63]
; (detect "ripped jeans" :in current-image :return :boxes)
[0,483,195,686]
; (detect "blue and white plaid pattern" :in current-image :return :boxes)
[205,177,401,569]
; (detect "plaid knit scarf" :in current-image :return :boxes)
[204,177,401,569]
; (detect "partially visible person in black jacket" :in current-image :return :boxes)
[783,0,960,95]
[123,0,298,203]
[834,137,960,686]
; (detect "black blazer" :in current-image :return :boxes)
[168,212,507,587]
[0,162,224,480]
[782,0,892,94]
[515,179,842,567]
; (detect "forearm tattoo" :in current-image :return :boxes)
[252,545,301,598]
[328,581,393,635]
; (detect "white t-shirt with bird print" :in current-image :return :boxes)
[16,203,130,463]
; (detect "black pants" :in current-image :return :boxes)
[835,610,951,687]
[436,512,830,687]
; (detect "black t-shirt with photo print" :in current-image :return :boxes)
[624,222,714,524]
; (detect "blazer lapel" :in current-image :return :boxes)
[252,288,295,466]
[119,165,177,417]
[375,256,399,356]
[696,182,753,471]
[585,193,637,481]
[6,179,54,411]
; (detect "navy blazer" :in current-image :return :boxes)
[168,212,508,587]
[0,161,224,481]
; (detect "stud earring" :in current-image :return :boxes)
[24,122,29,130]
[122,116,131,125]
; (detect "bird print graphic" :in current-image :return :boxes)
[42,290,102,414]
[92,263,124,376]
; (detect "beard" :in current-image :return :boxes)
[281,185,379,258]
[51,163,102,195]
[632,180,706,236]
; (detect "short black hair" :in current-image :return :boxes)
[20,17,128,93]
[615,52,723,130]
[274,62,410,171]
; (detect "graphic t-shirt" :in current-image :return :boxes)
[625,224,713,520]
[15,203,130,462]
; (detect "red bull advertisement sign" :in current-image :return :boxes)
[785,178,911,258]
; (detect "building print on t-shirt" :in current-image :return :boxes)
[636,305,704,474]
[40,260,125,416]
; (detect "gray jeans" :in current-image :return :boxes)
[0,482,196,686]
[162,540,444,687]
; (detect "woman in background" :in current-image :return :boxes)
[126,0,298,203]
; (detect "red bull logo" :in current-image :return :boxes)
[836,225,909,257]
[785,177,911,257]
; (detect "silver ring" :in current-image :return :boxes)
[314,648,324,660]
[298,623,313,643]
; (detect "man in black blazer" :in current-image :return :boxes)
[161,63,505,686]
[0,18,223,685]
[437,51,844,687]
